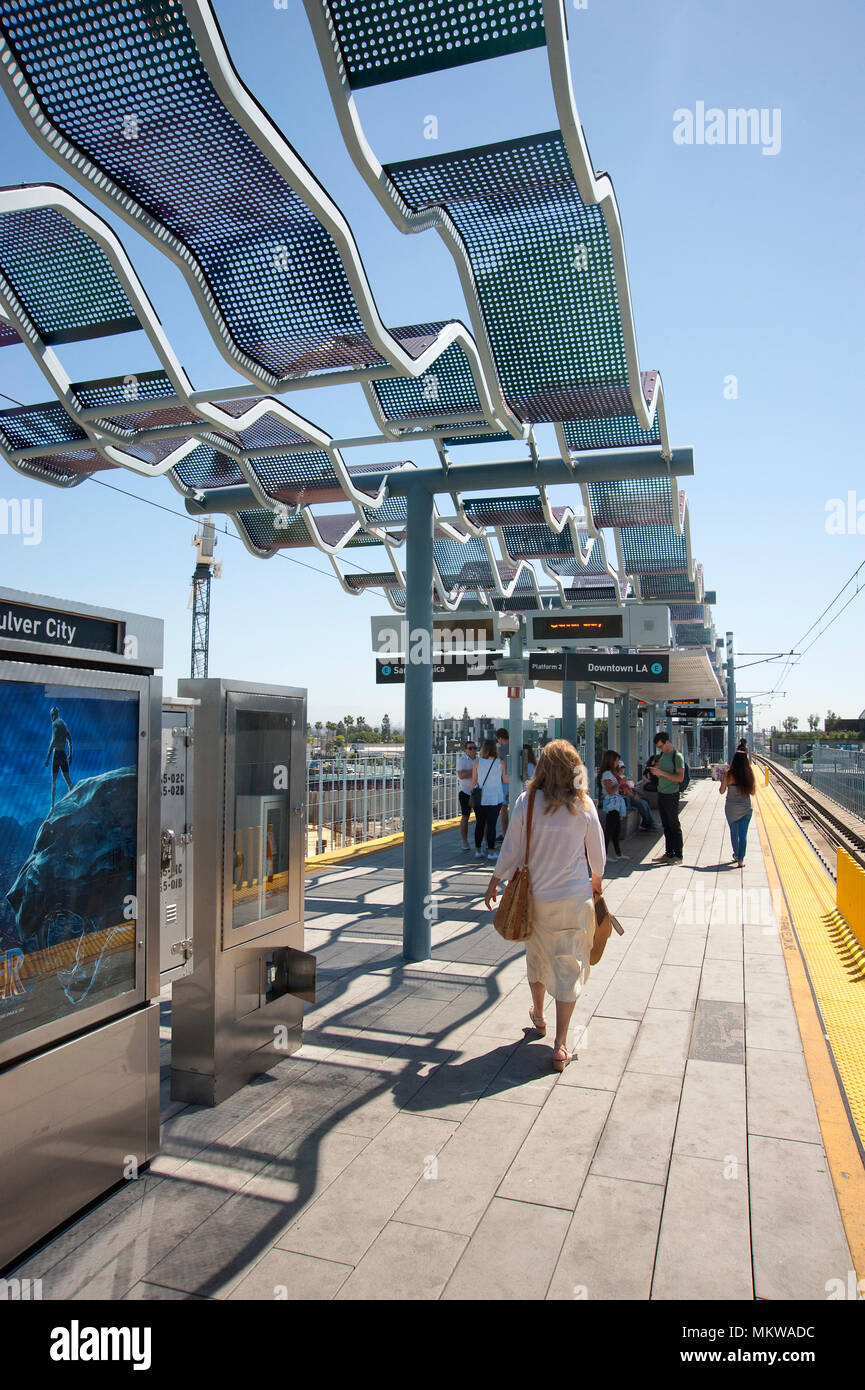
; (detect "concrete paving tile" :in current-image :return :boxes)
[228,1248,353,1300]
[698,956,744,1003]
[626,1008,692,1078]
[743,954,793,998]
[394,1097,536,1235]
[274,1113,456,1265]
[745,991,802,1052]
[745,1048,821,1144]
[336,1222,468,1300]
[673,1059,747,1162]
[619,933,670,975]
[663,933,707,967]
[595,969,657,1022]
[749,1135,853,1300]
[649,964,701,1012]
[590,1072,681,1185]
[556,1015,639,1093]
[705,921,744,961]
[547,1176,664,1300]
[497,1086,614,1209]
[401,1035,521,1121]
[122,1282,210,1300]
[652,1154,752,1300]
[441,1197,571,1301]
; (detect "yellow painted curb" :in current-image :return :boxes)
[754,792,865,1284]
[305,816,461,870]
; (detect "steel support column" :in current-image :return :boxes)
[562,680,578,747]
[583,685,596,796]
[621,691,631,770]
[508,620,524,812]
[726,632,736,762]
[403,479,434,961]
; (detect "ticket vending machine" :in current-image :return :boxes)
[171,678,314,1106]
[0,586,161,1270]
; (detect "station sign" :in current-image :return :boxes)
[666,705,716,719]
[0,596,122,653]
[529,653,670,683]
[376,658,497,684]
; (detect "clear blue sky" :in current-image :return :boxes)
[1,0,863,731]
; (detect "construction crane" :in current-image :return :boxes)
[188,517,222,678]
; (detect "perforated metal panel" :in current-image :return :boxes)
[73,371,178,409]
[370,340,482,421]
[387,132,629,423]
[0,0,436,380]
[173,444,246,491]
[328,0,546,87]
[0,402,87,450]
[0,205,139,342]
[619,525,687,575]
[586,477,675,528]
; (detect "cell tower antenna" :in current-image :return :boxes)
[188,517,222,678]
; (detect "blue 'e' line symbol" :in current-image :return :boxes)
[382,665,392,676]
[651,662,663,675]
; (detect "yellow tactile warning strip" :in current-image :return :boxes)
[755,784,865,1278]
[305,816,461,870]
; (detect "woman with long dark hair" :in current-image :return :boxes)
[719,750,756,866]
[470,737,508,859]
[597,749,629,861]
[484,740,606,1072]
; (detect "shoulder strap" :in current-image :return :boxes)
[480,758,494,789]
[523,790,535,868]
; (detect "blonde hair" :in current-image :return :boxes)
[527,739,589,815]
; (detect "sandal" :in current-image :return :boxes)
[551,1045,571,1073]
[529,1009,547,1037]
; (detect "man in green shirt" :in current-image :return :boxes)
[647,732,684,863]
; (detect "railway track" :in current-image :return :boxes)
[754,754,865,879]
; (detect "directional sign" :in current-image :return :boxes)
[376,659,497,684]
[529,653,670,683]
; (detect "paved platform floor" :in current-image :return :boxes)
[10,780,856,1300]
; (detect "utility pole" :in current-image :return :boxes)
[189,517,222,678]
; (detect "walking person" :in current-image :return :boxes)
[522,743,536,782]
[495,727,510,842]
[597,750,629,861]
[471,738,508,859]
[719,750,756,866]
[647,732,685,863]
[456,738,478,852]
[484,740,606,1072]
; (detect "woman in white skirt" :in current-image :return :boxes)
[484,739,606,1071]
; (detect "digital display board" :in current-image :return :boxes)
[0,679,139,1048]
[531,614,624,642]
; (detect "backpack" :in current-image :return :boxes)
[681,760,691,792]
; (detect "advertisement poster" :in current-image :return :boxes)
[0,679,139,1048]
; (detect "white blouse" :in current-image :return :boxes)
[493,788,606,901]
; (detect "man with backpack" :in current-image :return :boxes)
[646,732,685,864]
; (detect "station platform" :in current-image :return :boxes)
[8,779,863,1301]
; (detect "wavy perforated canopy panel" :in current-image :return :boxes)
[0,0,449,381]
[0,319,20,346]
[328,0,546,87]
[0,204,140,342]
[619,525,688,576]
[675,625,713,647]
[561,381,661,451]
[669,603,706,624]
[585,476,676,529]
[0,402,88,451]
[386,132,648,425]
[370,340,483,423]
[639,573,701,599]
[462,494,548,527]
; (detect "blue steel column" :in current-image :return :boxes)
[726,632,736,762]
[621,690,631,768]
[404,478,434,961]
[508,620,524,812]
[583,685,596,796]
[562,679,578,746]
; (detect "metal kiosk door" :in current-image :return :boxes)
[171,679,312,1106]
[160,701,194,980]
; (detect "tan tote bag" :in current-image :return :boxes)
[493,790,535,941]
